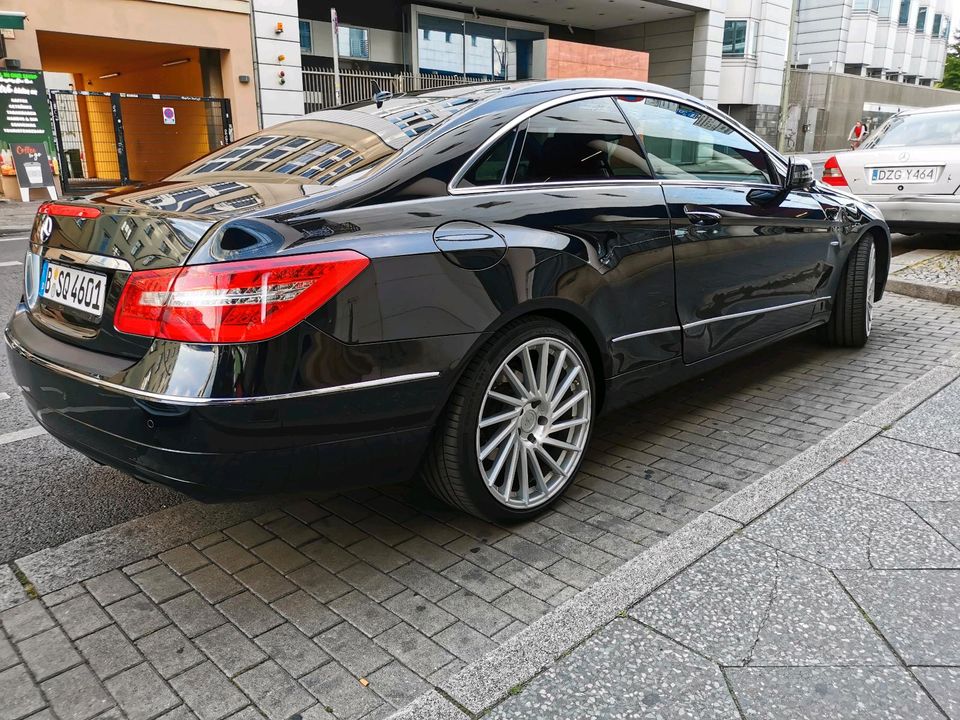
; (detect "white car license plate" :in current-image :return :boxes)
[39,260,108,319]
[870,166,939,184]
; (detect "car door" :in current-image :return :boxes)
[616,97,835,364]
[452,94,679,376]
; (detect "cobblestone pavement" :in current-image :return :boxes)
[1,291,960,720]
[491,376,960,719]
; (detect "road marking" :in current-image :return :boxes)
[0,260,22,267]
[0,393,10,401]
[0,235,29,243]
[0,427,46,445]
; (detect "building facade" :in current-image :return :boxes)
[794,0,950,85]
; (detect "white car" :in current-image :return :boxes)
[822,104,960,233]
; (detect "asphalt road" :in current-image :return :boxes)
[0,233,188,564]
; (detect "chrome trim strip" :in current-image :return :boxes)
[4,330,440,406]
[682,298,822,331]
[34,247,133,272]
[611,326,681,344]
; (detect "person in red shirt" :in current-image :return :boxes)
[848,120,868,149]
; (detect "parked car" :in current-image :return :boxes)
[5,79,889,521]
[822,104,960,233]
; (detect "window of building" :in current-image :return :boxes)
[898,0,911,26]
[916,6,927,31]
[943,16,951,37]
[414,7,546,81]
[722,20,748,56]
[338,26,370,59]
[615,97,771,184]
[506,97,652,184]
[299,20,312,54]
[933,13,943,34]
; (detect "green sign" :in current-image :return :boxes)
[0,69,54,150]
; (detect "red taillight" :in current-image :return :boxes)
[115,251,369,344]
[38,202,101,219]
[822,156,848,187]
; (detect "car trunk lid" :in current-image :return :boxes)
[24,201,216,358]
[839,145,960,197]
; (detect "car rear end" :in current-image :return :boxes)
[821,106,960,232]
[3,108,469,497]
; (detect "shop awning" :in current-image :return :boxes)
[0,12,26,30]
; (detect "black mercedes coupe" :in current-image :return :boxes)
[6,79,890,520]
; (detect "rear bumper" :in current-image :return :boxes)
[867,196,960,232]
[5,313,449,498]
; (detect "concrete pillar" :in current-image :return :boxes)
[690,9,724,105]
[251,0,305,128]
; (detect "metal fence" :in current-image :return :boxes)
[302,68,483,112]
[49,90,233,193]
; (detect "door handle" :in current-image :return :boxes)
[683,208,721,227]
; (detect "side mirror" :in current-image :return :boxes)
[785,157,814,190]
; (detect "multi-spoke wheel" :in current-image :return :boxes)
[822,235,878,348]
[423,318,595,520]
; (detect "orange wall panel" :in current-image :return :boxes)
[543,39,649,82]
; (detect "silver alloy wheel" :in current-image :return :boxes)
[475,336,592,509]
[866,241,877,337]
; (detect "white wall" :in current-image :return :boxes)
[252,0,305,127]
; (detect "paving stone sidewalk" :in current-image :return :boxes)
[489,377,960,720]
[1,292,959,720]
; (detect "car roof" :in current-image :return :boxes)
[303,78,708,148]
[897,103,960,117]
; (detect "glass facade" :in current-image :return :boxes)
[338,26,370,59]
[299,20,312,53]
[416,10,544,80]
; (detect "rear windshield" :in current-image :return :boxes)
[864,110,960,148]
[171,86,511,185]
[172,119,397,186]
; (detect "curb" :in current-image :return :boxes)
[391,351,960,719]
[0,227,32,237]
[887,276,960,306]
[9,498,287,603]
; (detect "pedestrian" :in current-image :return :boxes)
[848,120,868,150]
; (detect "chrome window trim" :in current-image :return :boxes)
[682,298,822,330]
[4,329,439,406]
[33,246,134,273]
[448,88,785,195]
[611,326,681,344]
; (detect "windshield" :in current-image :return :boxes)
[864,110,960,148]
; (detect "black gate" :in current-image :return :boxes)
[49,90,233,194]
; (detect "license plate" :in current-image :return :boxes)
[870,166,939,184]
[39,260,108,319]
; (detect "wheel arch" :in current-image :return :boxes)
[437,298,611,420]
[863,223,891,301]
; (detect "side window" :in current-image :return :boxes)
[616,97,771,184]
[461,128,517,187]
[511,97,652,184]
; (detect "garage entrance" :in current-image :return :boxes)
[49,90,232,193]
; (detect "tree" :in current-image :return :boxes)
[941,30,960,90]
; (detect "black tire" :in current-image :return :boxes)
[822,235,877,348]
[422,317,595,521]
